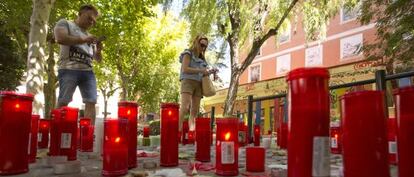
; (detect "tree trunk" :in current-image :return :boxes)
[43,38,57,119]
[223,70,242,116]
[26,0,55,114]
[102,89,108,119]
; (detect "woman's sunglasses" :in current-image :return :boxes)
[200,43,207,49]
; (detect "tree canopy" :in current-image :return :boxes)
[182,0,350,115]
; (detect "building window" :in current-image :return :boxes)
[305,45,323,67]
[276,54,291,75]
[278,24,291,44]
[340,33,363,61]
[249,64,261,82]
[341,5,359,23]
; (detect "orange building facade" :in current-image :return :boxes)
[202,7,384,132]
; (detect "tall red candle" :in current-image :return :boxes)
[118,101,138,169]
[287,68,330,177]
[330,125,342,154]
[160,103,179,167]
[143,126,150,138]
[188,130,195,144]
[246,147,265,172]
[29,114,40,163]
[215,118,239,176]
[238,122,247,147]
[341,91,390,177]
[0,91,33,175]
[49,108,61,156]
[38,119,50,149]
[49,107,79,160]
[394,86,414,177]
[102,118,128,177]
[254,124,260,146]
[195,117,211,162]
[79,118,94,152]
[182,120,189,144]
[277,104,287,149]
[387,117,397,164]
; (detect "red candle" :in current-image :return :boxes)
[0,92,33,175]
[49,107,79,161]
[79,118,94,152]
[341,91,390,177]
[188,130,195,144]
[246,147,265,172]
[287,68,330,177]
[387,118,397,164]
[102,118,128,177]
[330,125,342,154]
[49,109,61,156]
[215,118,239,176]
[38,119,50,149]
[238,122,247,147]
[118,101,138,169]
[28,114,40,163]
[254,124,260,146]
[394,86,414,177]
[277,104,287,149]
[143,126,150,138]
[196,118,211,162]
[182,120,189,144]
[160,103,179,167]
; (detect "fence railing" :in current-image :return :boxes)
[245,69,414,141]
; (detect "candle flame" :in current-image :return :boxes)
[115,137,120,143]
[334,134,338,139]
[224,132,231,141]
[15,103,20,109]
[127,110,131,115]
[168,110,172,116]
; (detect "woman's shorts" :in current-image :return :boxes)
[180,79,202,97]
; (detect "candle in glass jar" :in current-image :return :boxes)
[102,118,128,177]
[160,103,179,167]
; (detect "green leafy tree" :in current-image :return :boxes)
[130,9,188,113]
[359,0,414,74]
[183,0,350,116]
[0,32,25,90]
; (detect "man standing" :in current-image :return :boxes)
[54,4,102,124]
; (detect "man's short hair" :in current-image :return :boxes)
[78,4,99,16]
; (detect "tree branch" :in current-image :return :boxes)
[240,0,299,72]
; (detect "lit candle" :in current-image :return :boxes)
[0,91,33,175]
[118,101,138,169]
[79,118,94,152]
[215,118,239,176]
[38,119,50,149]
[160,103,179,167]
[330,124,342,154]
[254,124,260,146]
[102,118,128,176]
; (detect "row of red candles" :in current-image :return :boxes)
[1,67,414,177]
